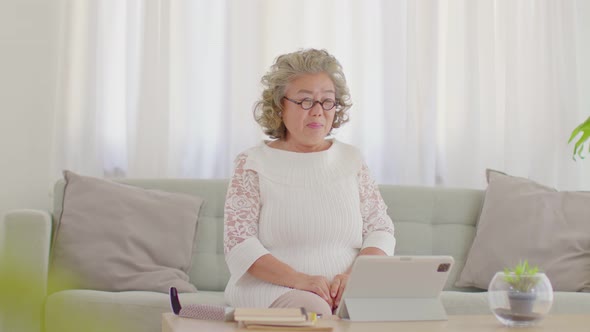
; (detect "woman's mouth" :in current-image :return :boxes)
[307,123,323,129]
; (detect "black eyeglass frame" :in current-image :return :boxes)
[282,96,338,111]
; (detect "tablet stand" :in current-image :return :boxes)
[340,297,448,321]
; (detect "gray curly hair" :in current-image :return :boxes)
[253,49,352,139]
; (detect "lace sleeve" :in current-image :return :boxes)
[358,162,395,243]
[224,153,261,254]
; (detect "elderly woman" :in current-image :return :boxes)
[223,49,395,317]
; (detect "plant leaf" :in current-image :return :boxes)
[569,117,590,161]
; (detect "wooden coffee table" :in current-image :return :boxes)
[162,312,590,332]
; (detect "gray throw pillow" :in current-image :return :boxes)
[49,171,202,293]
[456,169,590,292]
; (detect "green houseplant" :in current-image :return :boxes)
[501,260,542,317]
[488,259,553,327]
[503,260,540,293]
[569,116,590,160]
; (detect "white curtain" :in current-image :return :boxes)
[52,0,590,190]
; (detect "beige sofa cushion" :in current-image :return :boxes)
[49,171,202,293]
[456,170,590,291]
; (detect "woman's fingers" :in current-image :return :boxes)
[294,274,334,307]
[331,274,349,308]
[330,278,340,298]
[321,281,335,307]
[316,277,333,306]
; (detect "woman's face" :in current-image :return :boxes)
[281,72,336,148]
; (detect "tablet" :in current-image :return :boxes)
[335,255,454,321]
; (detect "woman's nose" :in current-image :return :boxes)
[309,102,323,116]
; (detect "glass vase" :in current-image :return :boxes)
[488,272,553,327]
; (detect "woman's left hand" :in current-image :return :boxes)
[330,273,349,310]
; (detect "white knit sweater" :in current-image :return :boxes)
[223,139,395,308]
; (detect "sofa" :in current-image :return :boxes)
[2,177,590,332]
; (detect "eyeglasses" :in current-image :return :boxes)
[283,97,338,111]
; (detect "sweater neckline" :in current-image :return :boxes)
[243,138,361,187]
[262,139,336,155]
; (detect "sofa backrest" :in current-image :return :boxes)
[379,186,484,291]
[53,179,484,292]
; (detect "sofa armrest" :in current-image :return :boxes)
[1,209,53,332]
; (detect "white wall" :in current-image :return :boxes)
[0,0,58,220]
[577,1,590,118]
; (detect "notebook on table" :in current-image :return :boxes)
[335,255,454,322]
[234,307,323,329]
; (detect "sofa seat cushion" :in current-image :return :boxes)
[45,289,225,332]
[441,291,489,314]
[441,291,590,315]
[44,288,590,332]
[548,292,590,314]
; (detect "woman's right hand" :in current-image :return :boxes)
[247,255,333,307]
[292,273,333,307]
